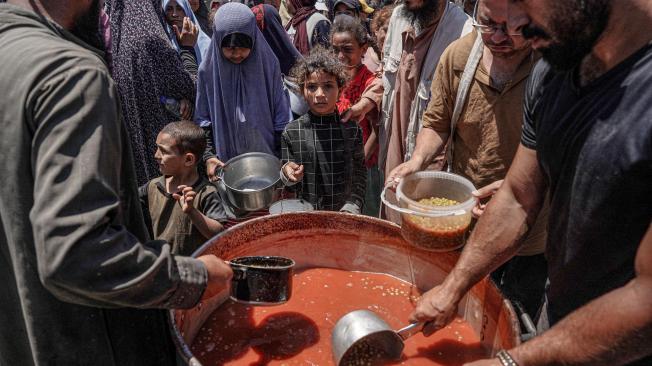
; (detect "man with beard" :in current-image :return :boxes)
[387,0,548,321]
[408,0,652,365]
[0,1,233,365]
[377,0,471,209]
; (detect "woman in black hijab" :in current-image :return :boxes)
[251,4,302,75]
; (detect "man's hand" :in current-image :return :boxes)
[174,17,199,47]
[385,159,422,190]
[173,185,197,213]
[206,157,225,182]
[283,162,304,182]
[196,255,233,301]
[179,99,193,120]
[471,180,503,218]
[341,98,375,123]
[408,284,462,336]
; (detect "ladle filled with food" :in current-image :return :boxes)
[332,309,424,365]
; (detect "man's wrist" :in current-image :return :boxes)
[186,205,200,218]
[441,269,471,303]
[410,154,427,170]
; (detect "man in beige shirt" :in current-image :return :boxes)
[387,0,547,319]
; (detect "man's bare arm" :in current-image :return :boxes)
[411,145,547,332]
[386,127,449,186]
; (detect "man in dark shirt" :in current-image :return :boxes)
[407,0,652,365]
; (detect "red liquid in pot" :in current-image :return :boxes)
[191,268,488,365]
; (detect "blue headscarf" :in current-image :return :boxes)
[162,0,211,64]
[195,3,291,161]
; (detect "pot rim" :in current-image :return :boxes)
[229,255,296,270]
[397,171,477,213]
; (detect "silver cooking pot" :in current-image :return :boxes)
[217,152,282,211]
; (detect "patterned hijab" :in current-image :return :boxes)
[108,0,196,185]
[161,0,212,64]
[252,4,302,76]
[195,3,290,161]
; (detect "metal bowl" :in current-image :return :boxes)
[219,152,282,211]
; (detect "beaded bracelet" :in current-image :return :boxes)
[497,350,519,366]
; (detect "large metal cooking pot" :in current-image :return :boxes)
[169,213,521,366]
[218,152,282,211]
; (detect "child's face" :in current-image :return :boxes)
[154,132,194,176]
[303,71,340,116]
[222,47,252,64]
[332,32,367,69]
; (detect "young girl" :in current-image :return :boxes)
[195,2,291,178]
[281,48,366,213]
[331,15,381,216]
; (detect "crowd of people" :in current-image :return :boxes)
[0,0,650,365]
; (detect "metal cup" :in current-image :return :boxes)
[228,256,295,306]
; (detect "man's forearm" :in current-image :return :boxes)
[442,185,533,298]
[411,127,449,169]
[442,146,547,298]
[510,276,652,366]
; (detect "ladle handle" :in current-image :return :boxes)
[396,322,424,341]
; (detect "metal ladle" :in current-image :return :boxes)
[331,310,424,365]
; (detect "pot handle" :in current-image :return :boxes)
[216,165,225,181]
[229,263,247,280]
[396,322,424,341]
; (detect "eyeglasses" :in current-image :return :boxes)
[471,0,524,37]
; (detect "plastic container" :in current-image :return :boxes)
[381,171,477,251]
